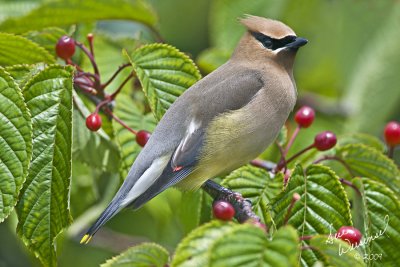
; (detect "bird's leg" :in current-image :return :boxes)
[202,180,261,223]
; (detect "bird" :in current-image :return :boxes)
[81,15,307,244]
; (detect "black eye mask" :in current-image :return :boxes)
[250,31,297,50]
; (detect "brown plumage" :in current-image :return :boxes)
[81,15,307,244]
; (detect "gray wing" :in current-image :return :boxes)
[166,63,265,170]
[130,64,266,206]
[81,64,265,239]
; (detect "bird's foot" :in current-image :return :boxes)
[202,180,261,224]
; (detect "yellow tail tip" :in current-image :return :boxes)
[80,234,92,244]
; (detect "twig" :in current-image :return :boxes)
[250,159,276,172]
[277,144,315,171]
[300,235,313,241]
[313,155,355,177]
[339,178,361,195]
[75,41,101,86]
[202,180,260,223]
[388,146,394,159]
[107,110,137,135]
[109,73,134,99]
[74,83,97,95]
[284,126,300,157]
[283,193,301,225]
[101,63,132,89]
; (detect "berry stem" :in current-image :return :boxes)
[284,125,300,157]
[388,146,394,159]
[94,99,110,113]
[107,110,137,135]
[300,235,313,240]
[101,63,132,89]
[66,59,84,72]
[313,155,355,177]
[75,70,98,80]
[75,83,97,95]
[277,144,315,171]
[339,178,361,195]
[87,34,95,58]
[250,159,276,172]
[75,41,101,86]
[93,73,134,116]
[283,193,301,225]
[109,73,135,99]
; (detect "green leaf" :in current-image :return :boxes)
[177,190,203,235]
[172,221,299,267]
[113,93,157,178]
[0,1,39,22]
[23,27,68,56]
[221,165,283,224]
[0,67,32,222]
[5,64,46,89]
[0,33,55,66]
[126,44,201,121]
[343,5,400,134]
[101,243,169,267]
[336,144,400,194]
[309,235,365,267]
[336,133,385,152]
[271,164,352,267]
[16,65,73,267]
[72,92,120,172]
[354,178,400,266]
[0,0,157,34]
[73,110,120,172]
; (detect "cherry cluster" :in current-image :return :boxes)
[55,34,151,147]
[276,106,337,172]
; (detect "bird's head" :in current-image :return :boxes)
[233,15,307,68]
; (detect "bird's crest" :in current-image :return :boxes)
[239,15,296,39]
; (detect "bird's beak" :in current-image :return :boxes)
[285,37,308,50]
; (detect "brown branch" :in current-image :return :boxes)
[202,180,261,224]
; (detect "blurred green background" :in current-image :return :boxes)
[0,0,399,266]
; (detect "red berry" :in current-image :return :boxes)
[56,35,76,60]
[136,130,151,147]
[314,131,337,151]
[336,226,362,246]
[213,201,235,221]
[384,121,400,146]
[86,113,102,131]
[295,106,315,128]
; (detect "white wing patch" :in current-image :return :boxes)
[121,154,171,206]
[172,119,201,165]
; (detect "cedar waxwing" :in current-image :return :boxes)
[81,15,307,243]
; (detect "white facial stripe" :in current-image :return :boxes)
[121,154,171,206]
[272,47,287,54]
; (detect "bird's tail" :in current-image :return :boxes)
[80,154,193,244]
[80,200,122,244]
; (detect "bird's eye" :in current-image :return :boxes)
[250,31,273,49]
[251,32,297,51]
